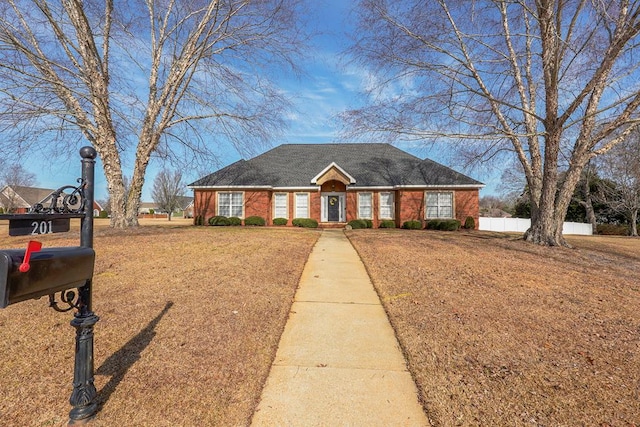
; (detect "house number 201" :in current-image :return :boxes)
[7,217,71,236]
[31,220,53,235]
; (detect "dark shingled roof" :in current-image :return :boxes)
[188,143,483,188]
[0,185,57,209]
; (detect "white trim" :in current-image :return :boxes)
[273,192,288,219]
[217,191,245,218]
[348,186,395,191]
[358,192,373,220]
[188,185,272,190]
[189,184,483,190]
[188,185,321,191]
[348,184,484,190]
[321,192,346,222]
[425,191,455,219]
[273,187,319,191]
[0,186,31,209]
[294,192,310,218]
[396,184,484,189]
[311,162,356,184]
[379,191,395,220]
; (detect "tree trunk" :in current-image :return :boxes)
[524,126,568,246]
[581,175,598,234]
[95,143,131,229]
[524,206,567,246]
[631,210,638,237]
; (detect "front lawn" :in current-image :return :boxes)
[347,229,640,426]
[0,224,319,426]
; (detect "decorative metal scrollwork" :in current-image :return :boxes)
[49,290,80,312]
[30,179,86,214]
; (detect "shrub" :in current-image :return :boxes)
[149,208,155,215]
[348,219,368,229]
[426,219,461,231]
[364,219,373,229]
[228,216,242,226]
[379,220,396,228]
[292,218,319,228]
[99,210,109,218]
[402,220,422,230]
[244,216,266,226]
[596,223,629,235]
[273,217,288,226]
[194,215,205,226]
[208,216,230,226]
[425,220,442,230]
[464,216,476,229]
[444,219,461,231]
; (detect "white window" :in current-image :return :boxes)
[295,193,309,218]
[379,192,394,219]
[426,192,453,219]
[274,193,288,218]
[358,193,372,219]
[218,192,243,217]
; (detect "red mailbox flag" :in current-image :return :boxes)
[19,241,43,273]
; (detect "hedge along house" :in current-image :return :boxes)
[188,143,484,228]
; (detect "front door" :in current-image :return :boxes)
[328,195,340,222]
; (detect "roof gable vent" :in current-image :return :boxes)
[311,162,356,186]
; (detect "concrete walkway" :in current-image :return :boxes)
[251,230,429,426]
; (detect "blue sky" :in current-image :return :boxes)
[12,0,501,202]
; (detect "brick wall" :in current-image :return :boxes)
[397,190,425,227]
[310,191,321,221]
[194,187,480,228]
[194,190,216,221]
[455,189,480,229]
[346,192,358,222]
[194,190,272,223]
[244,191,271,219]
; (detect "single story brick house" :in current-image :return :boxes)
[188,143,484,228]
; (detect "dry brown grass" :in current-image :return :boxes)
[346,229,640,427]
[0,220,319,426]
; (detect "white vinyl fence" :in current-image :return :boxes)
[479,217,593,235]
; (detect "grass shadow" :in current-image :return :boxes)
[95,301,174,411]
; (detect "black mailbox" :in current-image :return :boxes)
[0,147,101,423]
[0,247,95,308]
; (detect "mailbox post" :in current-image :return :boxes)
[69,146,99,423]
[0,147,100,424]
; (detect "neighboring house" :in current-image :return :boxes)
[138,202,161,214]
[188,143,484,228]
[93,200,105,218]
[0,185,104,215]
[176,196,194,218]
[0,185,57,213]
[139,196,193,217]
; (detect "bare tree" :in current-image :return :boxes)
[597,131,640,236]
[344,1,640,246]
[151,169,184,221]
[572,161,602,233]
[479,195,515,217]
[0,163,38,212]
[0,0,305,228]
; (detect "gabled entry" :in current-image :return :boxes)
[311,162,356,186]
[313,162,353,223]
